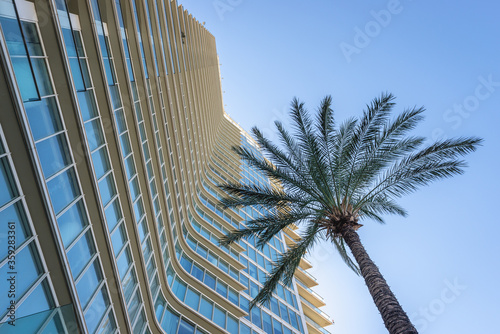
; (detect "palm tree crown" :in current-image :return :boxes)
[218,93,481,334]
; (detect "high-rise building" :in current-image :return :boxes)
[0,0,333,333]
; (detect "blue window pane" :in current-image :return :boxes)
[138,218,147,242]
[270,297,280,317]
[0,244,40,305]
[91,147,110,179]
[124,155,135,180]
[25,97,61,140]
[199,297,213,319]
[228,288,238,305]
[0,202,30,261]
[58,199,87,247]
[132,311,145,334]
[178,319,195,334]
[129,177,140,202]
[250,281,259,298]
[185,288,200,310]
[161,307,179,334]
[276,284,285,300]
[240,296,249,313]
[257,253,265,268]
[279,302,290,323]
[272,318,283,334]
[262,311,273,334]
[207,251,217,266]
[84,287,109,334]
[218,260,228,273]
[119,133,131,156]
[111,224,126,256]
[16,279,51,319]
[248,247,256,261]
[21,21,42,56]
[283,326,293,334]
[0,16,27,56]
[142,240,152,261]
[251,307,262,328]
[289,310,299,329]
[76,260,102,308]
[126,58,133,81]
[37,134,70,178]
[0,157,18,207]
[40,314,65,334]
[127,290,140,322]
[288,291,296,308]
[216,281,227,298]
[203,272,216,290]
[114,109,127,134]
[80,59,91,88]
[285,289,293,305]
[31,58,53,96]
[72,30,85,57]
[180,255,192,272]
[166,265,174,286]
[104,198,121,231]
[109,84,121,109]
[67,231,94,278]
[227,315,238,334]
[258,269,267,285]
[131,81,139,101]
[69,57,84,91]
[62,28,77,57]
[172,277,187,300]
[77,90,98,121]
[186,235,196,250]
[142,143,150,161]
[138,122,146,142]
[195,244,207,258]
[191,263,204,281]
[117,248,131,279]
[47,168,79,214]
[154,295,165,319]
[85,119,104,151]
[98,173,116,206]
[213,305,226,328]
[122,269,136,303]
[249,262,257,280]
[240,323,251,334]
[239,274,249,292]
[10,57,38,102]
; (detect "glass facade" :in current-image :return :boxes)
[0,0,331,333]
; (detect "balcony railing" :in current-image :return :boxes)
[305,315,332,334]
[300,296,333,322]
[295,277,325,302]
[297,266,318,282]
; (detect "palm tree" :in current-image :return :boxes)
[218,93,481,334]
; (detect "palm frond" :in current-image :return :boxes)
[216,93,482,310]
[250,222,319,308]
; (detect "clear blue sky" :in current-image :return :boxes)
[178,1,500,333]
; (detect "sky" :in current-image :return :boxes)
[177,1,500,333]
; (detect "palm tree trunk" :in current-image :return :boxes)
[341,225,418,334]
